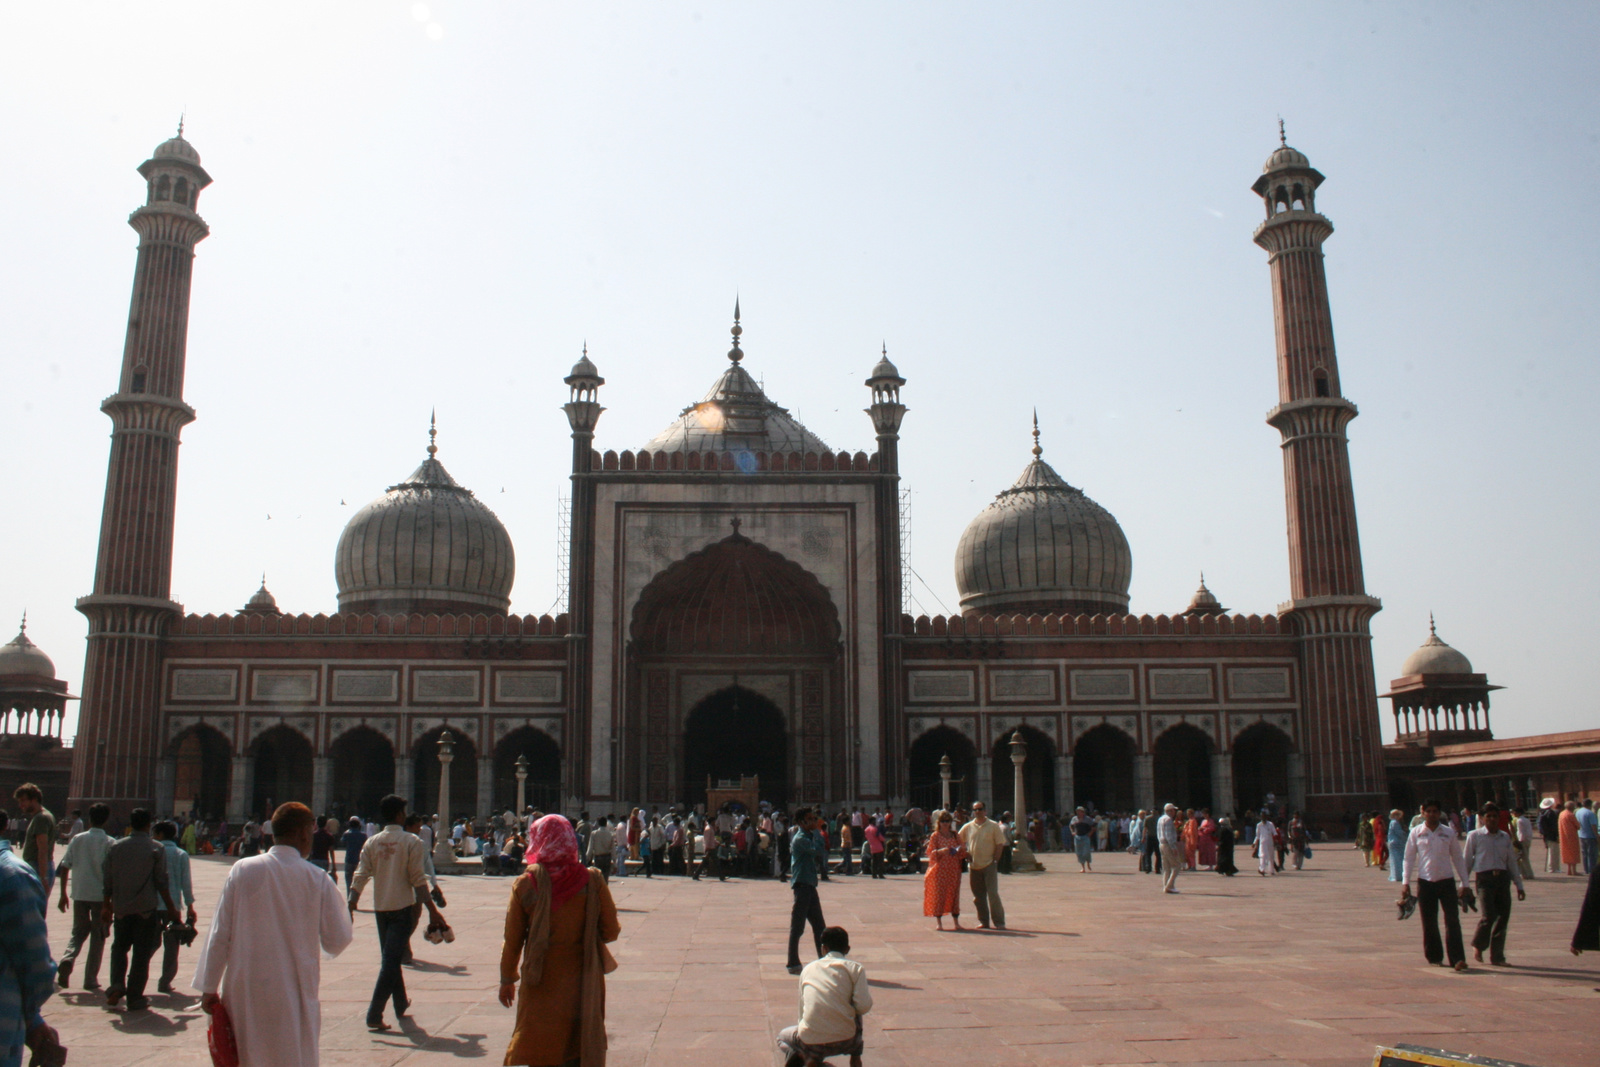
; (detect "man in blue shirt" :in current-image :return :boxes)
[786,808,827,975]
[1577,799,1599,875]
[153,821,197,994]
[0,807,63,1067]
[340,817,367,890]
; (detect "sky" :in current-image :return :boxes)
[3,3,1596,744]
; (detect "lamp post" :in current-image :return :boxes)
[515,753,529,816]
[433,730,456,869]
[939,753,952,811]
[1008,729,1043,872]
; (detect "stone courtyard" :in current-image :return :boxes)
[41,846,1596,1067]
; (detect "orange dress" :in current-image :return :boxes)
[1183,818,1199,869]
[923,829,965,917]
[501,869,620,1066]
[1560,809,1581,866]
[1371,816,1387,866]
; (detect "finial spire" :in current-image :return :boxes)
[1429,611,1436,637]
[1278,116,1286,147]
[728,297,744,364]
[178,113,185,139]
[17,610,25,635]
[427,409,438,458]
[1031,409,1042,458]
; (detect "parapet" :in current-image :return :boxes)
[594,448,877,473]
[176,612,571,637]
[900,612,1282,638]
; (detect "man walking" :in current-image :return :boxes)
[11,785,55,887]
[0,808,63,1067]
[347,795,449,1033]
[1577,799,1599,875]
[55,802,113,990]
[153,820,197,994]
[1158,804,1183,894]
[102,808,182,1011]
[786,808,827,975]
[587,817,615,882]
[1463,802,1525,966]
[1401,798,1471,971]
[958,802,1007,929]
[195,802,353,1067]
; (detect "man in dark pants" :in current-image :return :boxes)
[101,808,182,1011]
[1463,802,1526,965]
[348,795,448,1032]
[786,808,827,975]
[1400,798,1471,971]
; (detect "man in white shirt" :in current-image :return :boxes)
[55,802,113,990]
[347,795,449,1032]
[1401,797,1471,971]
[1463,802,1526,966]
[1512,808,1536,881]
[958,802,1007,929]
[194,801,353,1067]
[776,926,872,1067]
[1157,804,1183,893]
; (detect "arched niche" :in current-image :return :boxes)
[171,724,231,820]
[1232,722,1293,815]
[1153,722,1215,812]
[251,724,314,819]
[907,725,977,812]
[682,685,787,810]
[328,726,395,821]
[413,726,479,821]
[1073,724,1137,812]
[990,724,1056,816]
[494,726,562,815]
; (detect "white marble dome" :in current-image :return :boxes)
[0,621,55,680]
[335,437,514,615]
[1399,618,1473,676]
[955,433,1132,617]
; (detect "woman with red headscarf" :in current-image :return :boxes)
[499,814,620,1066]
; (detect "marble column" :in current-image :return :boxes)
[229,756,252,823]
[976,756,994,809]
[394,756,414,811]
[1135,753,1155,813]
[154,757,176,818]
[1210,752,1235,816]
[311,756,331,817]
[477,755,495,821]
[1055,754,1075,814]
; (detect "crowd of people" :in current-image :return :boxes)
[4,778,1600,1067]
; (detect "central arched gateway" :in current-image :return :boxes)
[625,529,842,809]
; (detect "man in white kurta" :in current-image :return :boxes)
[193,803,353,1067]
[1257,816,1277,876]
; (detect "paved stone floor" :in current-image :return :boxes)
[40,846,1598,1066]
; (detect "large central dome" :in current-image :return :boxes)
[335,427,514,615]
[955,424,1132,617]
[642,304,830,455]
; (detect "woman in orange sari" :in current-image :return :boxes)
[923,811,966,930]
[1371,813,1388,869]
[500,814,621,1067]
[1560,801,1582,875]
[1182,811,1200,870]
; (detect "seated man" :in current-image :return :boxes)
[777,925,872,1067]
[480,834,501,876]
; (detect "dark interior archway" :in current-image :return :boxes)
[1232,723,1291,815]
[252,725,313,819]
[328,727,394,821]
[907,726,977,811]
[1073,725,1137,812]
[414,728,478,819]
[172,726,231,820]
[990,725,1056,815]
[495,727,562,814]
[1154,723,1214,811]
[683,686,787,809]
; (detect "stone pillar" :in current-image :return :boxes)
[394,756,414,811]
[1210,753,1235,817]
[154,757,176,817]
[1055,754,1075,814]
[433,733,456,869]
[1287,752,1307,814]
[311,756,332,817]
[976,756,994,810]
[1135,753,1155,813]
[477,755,495,822]
[1008,732,1043,872]
[229,756,252,823]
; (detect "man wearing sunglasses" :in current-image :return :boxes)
[958,803,1007,929]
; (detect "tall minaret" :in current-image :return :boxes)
[72,128,211,816]
[1251,127,1386,819]
[866,345,907,801]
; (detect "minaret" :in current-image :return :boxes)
[72,127,211,816]
[562,343,604,804]
[1251,126,1386,818]
[866,345,907,800]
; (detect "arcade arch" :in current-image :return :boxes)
[413,726,478,819]
[171,725,230,820]
[494,726,562,814]
[251,724,313,818]
[990,725,1056,815]
[1232,722,1292,814]
[1072,724,1137,812]
[907,726,977,812]
[682,686,788,810]
[1153,723,1214,811]
[328,727,394,820]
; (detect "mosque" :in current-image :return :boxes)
[13,128,1580,830]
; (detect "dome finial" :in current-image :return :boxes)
[1429,611,1436,637]
[1278,116,1286,147]
[17,610,25,635]
[728,296,743,363]
[178,113,185,139]
[427,409,438,458]
[1031,409,1042,458]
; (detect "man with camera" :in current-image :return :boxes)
[101,808,183,1011]
[153,820,197,993]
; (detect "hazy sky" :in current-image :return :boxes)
[3,4,1596,743]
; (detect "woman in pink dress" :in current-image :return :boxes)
[1561,801,1582,875]
[923,811,966,930]
[1197,812,1219,869]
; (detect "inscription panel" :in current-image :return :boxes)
[331,670,399,703]
[413,670,482,703]
[494,671,563,705]
[1149,668,1214,700]
[908,671,976,703]
[172,669,238,702]
[990,670,1056,702]
[251,670,317,703]
[1069,669,1135,701]
[1228,668,1291,699]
